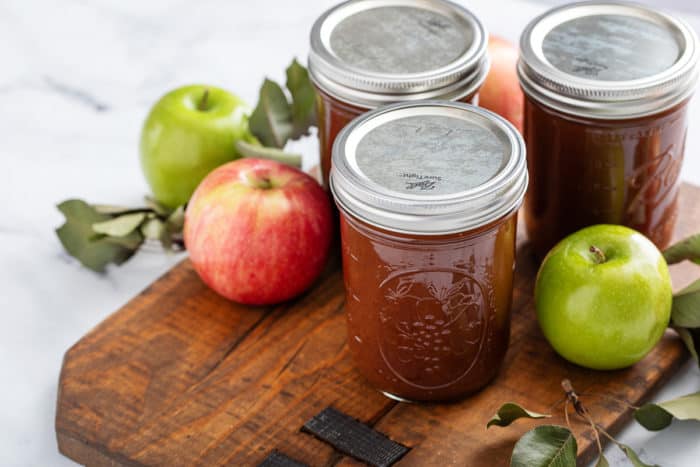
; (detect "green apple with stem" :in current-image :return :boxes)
[535,224,672,370]
[140,85,257,208]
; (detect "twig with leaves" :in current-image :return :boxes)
[489,380,700,466]
[665,232,700,362]
[238,58,316,165]
[55,198,185,272]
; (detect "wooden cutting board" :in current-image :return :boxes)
[56,183,700,467]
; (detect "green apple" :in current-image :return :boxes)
[140,85,255,208]
[535,225,672,370]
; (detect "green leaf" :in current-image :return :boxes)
[144,196,173,216]
[140,217,166,240]
[510,425,577,467]
[285,58,316,138]
[92,212,146,237]
[58,199,107,226]
[634,403,673,431]
[656,392,700,421]
[56,199,143,272]
[103,231,144,249]
[487,402,550,428]
[235,140,302,168]
[595,455,610,467]
[635,384,700,433]
[674,326,700,365]
[166,205,185,232]
[249,78,293,148]
[663,233,700,265]
[671,278,700,327]
[620,444,659,467]
[155,205,185,251]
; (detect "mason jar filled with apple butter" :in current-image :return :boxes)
[309,0,489,188]
[330,101,528,401]
[518,2,699,258]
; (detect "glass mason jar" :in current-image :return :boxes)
[518,2,699,258]
[330,101,528,401]
[309,0,489,188]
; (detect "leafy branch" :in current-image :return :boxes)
[489,380,700,466]
[56,198,185,272]
[247,58,316,153]
[665,233,700,366]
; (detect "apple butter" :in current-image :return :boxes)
[309,0,489,188]
[330,101,528,401]
[518,2,699,257]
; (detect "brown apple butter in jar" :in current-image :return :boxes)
[309,0,489,188]
[518,2,699,257]
[330,101,528,401]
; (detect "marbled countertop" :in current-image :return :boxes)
[1,0,698,465]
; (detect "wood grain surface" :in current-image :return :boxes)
[56,184,700,467]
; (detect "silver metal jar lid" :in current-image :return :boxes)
[518,1,700,119]
[330,101,528,235]
[309,0,489,108]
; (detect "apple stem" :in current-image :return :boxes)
[589,245,607,264]
[257,177,272,189]
[245,172,273,189]
[198,88,210,111]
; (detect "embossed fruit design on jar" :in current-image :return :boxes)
[518,2,699,257]
[380,269,487,383]
[308,0,490,188]
[331,101,527,401]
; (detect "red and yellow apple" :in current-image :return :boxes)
[480,35,523,133]
[184,158,333,305]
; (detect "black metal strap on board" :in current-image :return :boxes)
[302,406,409,467]
[257,449,309,467]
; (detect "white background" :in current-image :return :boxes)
[1,0,699,466]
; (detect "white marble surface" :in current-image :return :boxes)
[1,0,698,466]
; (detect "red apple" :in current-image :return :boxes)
[184,158,333,305]
[480,35,523,133]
